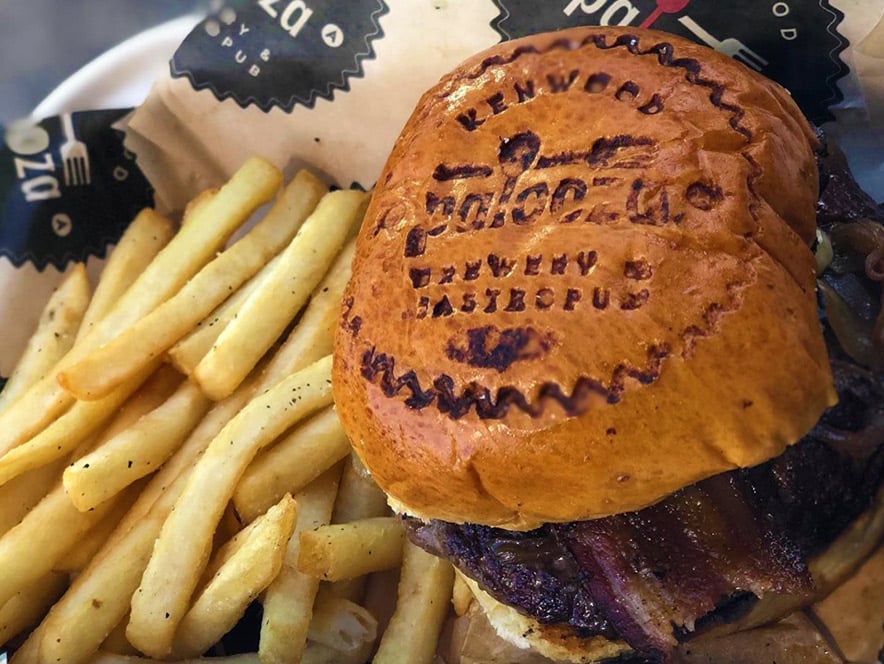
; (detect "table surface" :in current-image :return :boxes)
[0,0,207,126]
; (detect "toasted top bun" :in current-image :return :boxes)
[333,26,837,529]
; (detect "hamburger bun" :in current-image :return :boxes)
[333,26,836,529]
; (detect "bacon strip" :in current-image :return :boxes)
[405,430,883,661]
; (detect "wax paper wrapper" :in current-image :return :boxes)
[1,0,884,660]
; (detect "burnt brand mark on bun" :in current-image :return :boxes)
[345,30,771,423]
[359,343,671,419]
[445,326,555,373]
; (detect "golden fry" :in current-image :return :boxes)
[0,264,90,413]
[167,253,281,376]
[52,486,141,574]
[233,407,349,522]
[172,494,297,657]
[307,591,378,657]
[193,191,365,400]
[326,454,391,601]
[0,571,66,649]
[0,360,161,486]
[64,380,211,511]
[298,517,405,582]
[77,208,176,340]
[0,481,117,608]
[60,170,323,400]
[1,157,277,455]
[373,541,455,664]
[261,240,356,380]
[0,365,177,536]
[0,459,65,537]
[0,210,173,459]
[127,356,334,658]
[259,467,342,664]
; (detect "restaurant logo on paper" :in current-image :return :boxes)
[171,0,389,112]
[0,110,154,271]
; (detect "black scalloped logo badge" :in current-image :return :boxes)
[491,0,848,124]
[0,110,154,271]
[171,0,388,112]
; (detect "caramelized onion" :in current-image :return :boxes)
[866,248,884,282]
[819,280,883,371]
[812,415,884,461]
[829,219,884,259]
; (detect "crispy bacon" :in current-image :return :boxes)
[406,433,883,660]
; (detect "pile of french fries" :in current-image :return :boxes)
[0,158,455,664]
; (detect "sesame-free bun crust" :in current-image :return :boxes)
[333,27,836,529]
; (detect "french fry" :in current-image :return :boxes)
[307,591,378,658]
[127,355,334,657]
[9,612,47,663]
[261,240,356,380]
[90,654,261,664]
[300,643,372,664]
[0,157,278,456]
[0,459,66,537]
[116,262,346,531]
[0,366,177,537]
[60,170,324,400]
[0,480,118,608]
[36,471,191,664]
[34,381,257,664]
[331,453,390,525]
[373,541,455,664]
[180,188,217,228]
[259,466,342,664]
[326,455,391,601]
[52,484,142,574]
[98,618,139,656]
[172,494,297,658]
[36,203,349,663]
[77,207,176,340]
[0,264,90,413]
[0,211,170,458]
[0,571,66,649]
[193,190,366,400]
[168,253,282,376]
[233,407,350,522]
[64,380,211,511]
[36,346,300,664]
[0,360,162,486]
[298,517,405,582]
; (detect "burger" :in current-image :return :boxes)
[332,26,884,662]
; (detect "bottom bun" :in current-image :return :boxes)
[453,484,884,663]
[458,574,630,663]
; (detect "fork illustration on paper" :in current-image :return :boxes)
[678,15,769,72]
[59,113,91,187]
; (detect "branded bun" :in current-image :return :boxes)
[333,26,836,529]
